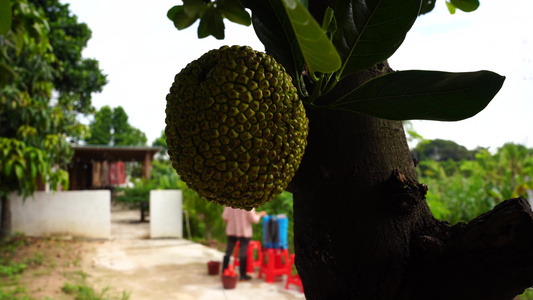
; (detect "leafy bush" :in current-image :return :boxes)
[114,179,152,208]
[419,143,533,225]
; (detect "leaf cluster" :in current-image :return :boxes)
[1,0,105,198]
[167,0,251,39]
[86,105,147,146]
[242,0,504,121]
[29,0,108,116]
[418,143,533,224]
[168,0,505,123]
[1,0,73,198]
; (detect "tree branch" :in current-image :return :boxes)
[400,197,533,300]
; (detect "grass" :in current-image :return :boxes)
[0,233,131,300]
[61,277,131,300]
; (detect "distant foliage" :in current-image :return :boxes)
[412,138,478,162]
[118,156,295,247]
[252,191,294,252]
[86,105,147,146]
[419,143,533,224]
[114,179,152,207]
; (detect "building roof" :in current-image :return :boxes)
[71,145,162,162]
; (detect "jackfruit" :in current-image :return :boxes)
[165,45,308,210]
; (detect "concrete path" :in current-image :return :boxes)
[83,208,305,300]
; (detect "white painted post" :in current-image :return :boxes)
[149,190,183,239]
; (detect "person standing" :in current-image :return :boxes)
[222,207,267,281]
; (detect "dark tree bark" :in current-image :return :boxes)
[290,73,533,299]
[1,195,11,239]
[287,3,533,298]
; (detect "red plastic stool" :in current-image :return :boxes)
[233,240,263,273]
[285,253,304,293]
[258,248,289,283]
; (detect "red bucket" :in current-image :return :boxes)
[221,275,238,289]
[207,261,221,275]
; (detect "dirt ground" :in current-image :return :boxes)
[83,205,304,299]
[5,236,88,299]
[7,203,305,299]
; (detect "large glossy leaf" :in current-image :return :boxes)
[333,0,421,78]
[280,0,341,77]
[241,0,304,82]
[327,70,505,121]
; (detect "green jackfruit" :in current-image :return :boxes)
[165,45,308,210]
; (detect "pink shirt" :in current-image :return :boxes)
[222,207,261,238]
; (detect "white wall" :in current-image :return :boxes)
[10,190,111,239]
[150,190,182,239]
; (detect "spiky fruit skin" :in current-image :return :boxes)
[165,45,308,210]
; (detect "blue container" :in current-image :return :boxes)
[262,214,289,249]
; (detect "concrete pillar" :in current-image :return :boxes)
[149,190,182,239]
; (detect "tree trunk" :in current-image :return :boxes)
[0,195,11,239]
[290,97,533,298]
[290,95,436,299]
[205,223,213,241]
[288,4,533,296]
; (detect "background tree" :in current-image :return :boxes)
[0,0,105,237]
[168,0,533,299]
[152,130,168,158]
[418,143,533,227]
[112,106,147,146]
[29,0,107,115]
[86,105,147,146]
[86,105,112,145]
[412,138,475,161]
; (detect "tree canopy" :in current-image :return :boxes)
[412,138,476,161]
[29,0,107,115]
[86,105,147,146]
[1,0,107,236]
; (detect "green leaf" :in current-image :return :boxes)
[0,0,11,35]
[322,7,337,38]
[14,164,24,181]
[5,159,13,176]
[419,0,437,15]
[0,61,16,87]
[445,1,457,14]
[198,7,225,39]
[333,0,421,78]
[183,0,209,18]
[241,0,305,83]
[280,0,341,77]
[218,0,251,26]
[450,0,479,12]
[167,5,181,20]
[168,6,199,30]
[326,70,505,121]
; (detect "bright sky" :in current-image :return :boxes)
[66,0,532,151]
